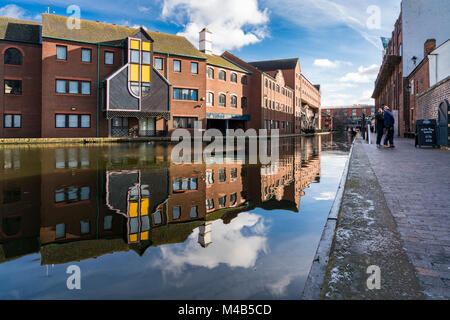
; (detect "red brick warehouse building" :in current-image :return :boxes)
[0,17,42,138]
[1,14,322,138]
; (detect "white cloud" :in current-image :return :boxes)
[262,0,401,49]
[313,59,352,68]
[152,212,268,276]
[138,6,150,12]
[161,0,270,53]
[313,192,336,201]
[340,64,379,83]
[0,4,28,19]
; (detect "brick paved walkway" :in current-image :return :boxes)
[363,134,450,299]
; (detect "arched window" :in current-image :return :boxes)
[241,75,248,85]
[207,92,214,106]
[219,94,226,107]
[207,67,214,79]
[219,70,226,81]
[230,95,237,108]
[230,73,237,83]
[4,48,22,65]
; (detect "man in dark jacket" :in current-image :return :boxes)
[375,107,384,147]
[383,106,395,148]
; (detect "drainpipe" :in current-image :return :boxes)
[97,44,100,137]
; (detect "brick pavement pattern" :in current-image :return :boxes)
[363,135,450,299]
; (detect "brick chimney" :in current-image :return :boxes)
[199,28,213,55]
[424,39,436,57]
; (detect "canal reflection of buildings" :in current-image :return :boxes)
[0,137,321,265]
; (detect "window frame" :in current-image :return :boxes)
[191,62,199,74]
[81,48,92,63]
[154,57,163,70]
[4,114,22,128]
[219,94,226,107]
[230,95,237,108]
[230,72,238,83]
[206,92,214,106]
[207,67,214,79]
[4,79,22,95]
[56,45,67,60]
[173,59,181,72]
[4,48,22,65]
[104,51,114,65]
[55,114,91,129]
[219,70,226,81]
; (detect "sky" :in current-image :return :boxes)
[0,0,402,107]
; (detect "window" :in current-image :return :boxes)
[219,70,226,81]
[352,109,357,116]
[4,80,22,95]
[55,223,66,239]
[173,117,196,129]
[207,67,214,79]
[80,221,90,234]
[69,81,79,94]
[265,79,268,88]
[172,206,181,220]
[173,60,181,72]
[191,62,198,74]
[230,193,237,206]
[105,51,114,65]
[153,211,162,225]
[230,168,238,179]
[56,80,66,93]
[4,48,22,65]
[206,171,214,184]
[207,92,214,106]
[206,199,214,210]
[218,168,226,182]
[241,97,247,108]
[56,45,67,60]
[104,216,113,230]
[81,48,92,62]
[81,82,91,95]
[55,186,90,204]
[190,206,198,218]
[218,196,226,208]
[241,75,247,85]
[55,114,91,128]
[173,88,198,101]
[230,95,237,108]
[155,58,163,70]
[142,51,151,65]
[3,188,21,204]
[231,73,237,83]
[130,50,140,63]
[219,94,226,107]
[4,114,21,128]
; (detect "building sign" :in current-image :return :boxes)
[206,113,250,121]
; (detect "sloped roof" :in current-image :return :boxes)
[206,54,250,73]
[248,58,299,71]
[0,16,41,44]
[42,14,206,59]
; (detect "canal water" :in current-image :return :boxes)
[0,133,350,299]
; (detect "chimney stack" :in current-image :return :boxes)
[199,28,213,55]
[424,39,436,57]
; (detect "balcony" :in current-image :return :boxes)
[372,54,402,99]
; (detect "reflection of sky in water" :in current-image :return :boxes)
[0,149,348,300]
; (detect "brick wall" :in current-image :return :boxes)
[417,76,450,120]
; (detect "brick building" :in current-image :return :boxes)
[372,0,450,137]
[0,17,42,138]
[1,14,321,138]
[322,105,375,130]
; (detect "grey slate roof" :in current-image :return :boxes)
[0,16,41,44]
[248,58,299,71]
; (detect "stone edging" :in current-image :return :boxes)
[301,138,356,300]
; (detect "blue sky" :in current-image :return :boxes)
[1,0,402,106]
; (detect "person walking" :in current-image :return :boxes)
[383,106,395,148]
[375,108,384,147]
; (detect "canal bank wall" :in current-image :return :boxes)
[303,137,424,299]
[0,132,332,146]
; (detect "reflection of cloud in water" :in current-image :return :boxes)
[313,192,336,201]
[153,213,268,275]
